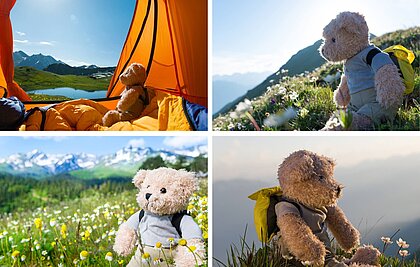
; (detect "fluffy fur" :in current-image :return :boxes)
[319,12,405,130]
[102,63,156,127]
[113,167,204,267]
[276,150,380,266]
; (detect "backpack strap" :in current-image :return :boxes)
[138,88,150,105]
[138,209,145,222]
[366,47,381,66]
[171,210,188,237]
[279,197,303,216]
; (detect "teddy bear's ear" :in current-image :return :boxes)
[336,11,368,36]
[133,170,148,189]
[119,63,146,86]
[178,170,198,197]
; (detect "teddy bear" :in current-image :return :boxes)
[102,63,156,127]
[275,150,381,267]
[113,167,205,267]
[319,12,405,130]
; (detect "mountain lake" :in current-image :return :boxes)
[30,87,107,99]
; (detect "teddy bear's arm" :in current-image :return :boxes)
[375,64,405,109]
[326,205,360,252]
[117,88,143,111]
[334,75,351,107]
[113,211,141,256]
[175,215,205,266]
[278,213,326,265]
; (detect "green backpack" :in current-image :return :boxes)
[367,45,416,95]
[248,186,302,243]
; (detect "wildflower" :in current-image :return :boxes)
[278,87,287,95]
[81,230,91,240]
[203,232,208,239]
[168,237,176,245]
[20,238,30,243]
[178,239,187,246]
[399,250,409,257]
[73,259,79,265]
[41,250,48,256]
[154,242,162,249]
[35,244,41,250]
[396,238,409,248]
[299,108,309,118]
[230,99,253,119]
[20,255,26,262]
[118,259,124,265]
[281,69,288,74]
[381,236,393,244]
[142,252,151,263]
[264,108,297,127]
[105,252,113,262]
[188,245,197,252]
[58,263,64,267]
[289,91,299,101]
[187,204,194,211]
[11,250,20,260]
[51,241,56,248]
[153,258,162,265]
[80,250,89,260]
[49,219,57,227]
[34,218,42,230]
[61,224,67,239]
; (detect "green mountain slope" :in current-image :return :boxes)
[14,66,110,91]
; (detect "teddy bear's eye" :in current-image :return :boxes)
[318,175,324,181]
[160,188,167,194]
[331,38,336,43]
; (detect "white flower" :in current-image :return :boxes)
[281,69,288,74]
[58,263,64,267]
[20,255,26,262]
[278,86,287,95]
[289,91,299,101]
[396,238,409,248]
[236,99,252,113]
[399,250,409,257]
[50,219,57,227]
[299,108,309,118]
[264,108,297,127]
[381,236,393,244]
[105,252,113,262]
[41,250,47,256]
[35,244,41,250]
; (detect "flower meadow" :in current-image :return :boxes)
[0,189,208,267]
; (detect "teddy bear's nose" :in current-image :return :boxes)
[146,193,152,200]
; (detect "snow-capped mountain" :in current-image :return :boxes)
[0,146,207,178]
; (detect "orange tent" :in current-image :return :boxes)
[9,0,207,110]
[0,0,31,101]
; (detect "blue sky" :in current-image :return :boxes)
[213,0,420,75]
[0,136,207,158]
[11,0,136,67]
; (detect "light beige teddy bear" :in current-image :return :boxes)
[113,168,206,267]
[102,63,155,127]
[319,12,405,130]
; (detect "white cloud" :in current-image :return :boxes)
[127,138,145,148]
[22,136,69,142]
[14,39,29,44]
[39,41,53,46]
[16,31,26,36]
[163,136,207,148]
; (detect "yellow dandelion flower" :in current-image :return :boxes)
[51,241,56,248]
[203,232,208,239]
[11,250,20,260]
[142,252,150,259]
[80,250,88,260]
[187,204,194,210]
[154,242,162,249]
[118,259,124,265]
[178,239,187,246]
[34,218,42,230]
[105,252,113,261]
[188,245,197,252]
[60,224,67,239]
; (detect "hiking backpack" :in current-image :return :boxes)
[0,97,26,130]
[366,45,416,95]
[138,209,189,237]
[248,186,302,243]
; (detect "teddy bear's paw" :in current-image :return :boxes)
[334,87,350,108]
[351,113,373,131]
[113,224,137,256]
[349,245,381,266]
[102,110,121,127]
[375,64,405,109]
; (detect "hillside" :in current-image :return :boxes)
[213,27,420,131]
[14,66,110,91]
[45,63,115,78]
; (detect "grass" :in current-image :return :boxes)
[215,229,418,267]
[0,189,208,267]
[14,67,111,91]
[213,27,420,131]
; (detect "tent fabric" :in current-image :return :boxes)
[108,0,207,108]
[0,0,31,101]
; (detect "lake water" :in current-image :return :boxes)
[30,87,107,99]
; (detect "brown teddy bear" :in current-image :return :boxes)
[319,12,405,130]
[275,150,380,266]
[102,63,156,127]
